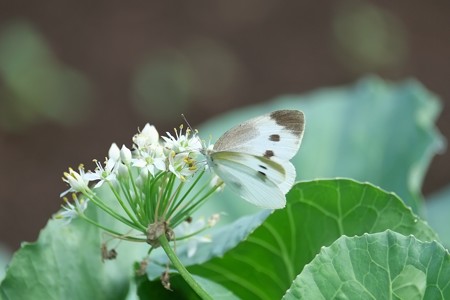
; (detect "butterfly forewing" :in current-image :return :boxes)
[213,110,304,161]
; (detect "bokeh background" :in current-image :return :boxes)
[0,1,449,252]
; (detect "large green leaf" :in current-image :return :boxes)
[137,274,239,300]
[186,179,438,300]
[0,202,149,300]
[198,77,444,219]
[146,210,272,280]
[283,230,450,299]
[0,217,125,300]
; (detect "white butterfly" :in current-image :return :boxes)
[203,110,305,209]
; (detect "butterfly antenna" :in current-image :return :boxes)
[181,114,195,133]
[182,114,207,151]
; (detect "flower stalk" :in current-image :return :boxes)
[158,234,213,300]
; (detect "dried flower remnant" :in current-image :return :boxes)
[101,243,118,262]
[161,269,172,291]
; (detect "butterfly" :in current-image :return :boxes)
[203,110,305,209]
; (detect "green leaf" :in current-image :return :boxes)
[192,276,239,300]
[187,179,438,300]
[0,203,149,300]
[146,210,272,280]
[198,76,444,218]
[426,185,450,248]
[0,218,124,300]
[283,230,450,299]
[137,274,239,300]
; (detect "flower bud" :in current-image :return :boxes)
[108,143,120,161]
[120,145,132,164]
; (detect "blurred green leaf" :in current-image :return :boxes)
[185,179,438,300]
[0,20,92,132]
[426,185,450,248]
[332,0,408,72]
[283,230,450,299]
[198,77,444,220]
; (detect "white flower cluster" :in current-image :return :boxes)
[134,123,203,180]
[59,123,206,220]
[64,124,203,192]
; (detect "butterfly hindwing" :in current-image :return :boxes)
[270,157,296,194]
[209,152,286,208]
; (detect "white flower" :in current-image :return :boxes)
[84,143,123,187]
[168,152,199,180]
[175,218,211,258]
[133,124,160,150]
[56,195,89,224]
[106,143,121,171]
[84,159,117,189]
[61,165,91,197]
[132,150,166,176]
[162,125,202,154]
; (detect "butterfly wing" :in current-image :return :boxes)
[213,110,305,161]
[206,110,304,208]
[209,152,292,208]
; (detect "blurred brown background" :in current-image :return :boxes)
[0,1,449,252]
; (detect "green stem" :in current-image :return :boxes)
[79,215,146,242]
[107,181,145,230]
[158,234,212,300]
[81,191,143,231]
[175,227,209,241]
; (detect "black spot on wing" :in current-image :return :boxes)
[259,164,267,170]
[264,150,274,159]
[230,181,242,189]
[269,134,280,142]
[257,170,270,182]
